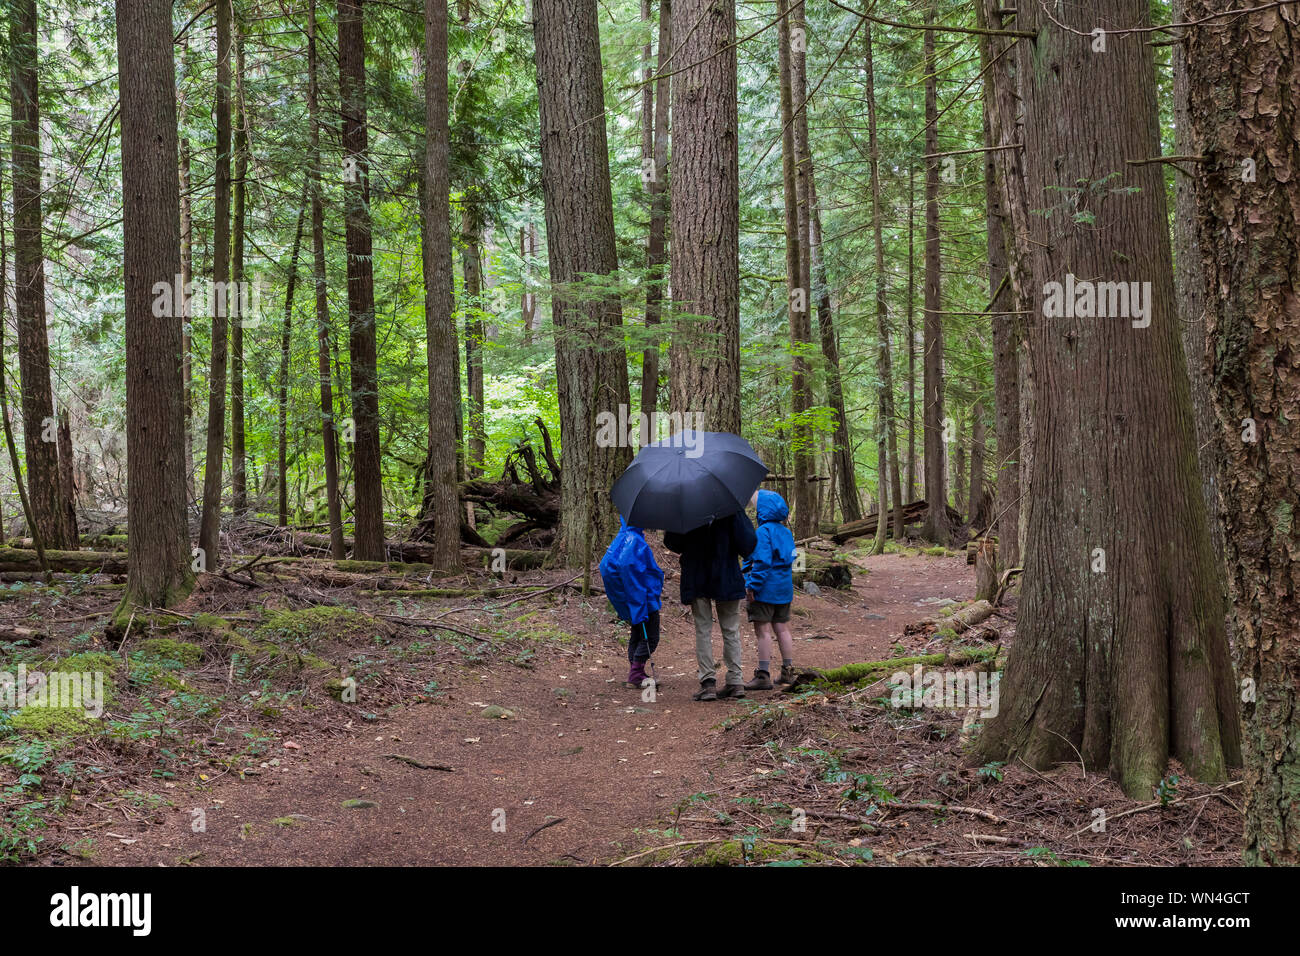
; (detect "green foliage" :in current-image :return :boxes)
[3,0,1013,529]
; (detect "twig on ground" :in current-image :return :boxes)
[1066,781,1243,839]
[374,612,491,641]
[381,753,455,772]
[882,802,1011,825]
[523,817,567,844]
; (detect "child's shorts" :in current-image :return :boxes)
[747,600,791,624]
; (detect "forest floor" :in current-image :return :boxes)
[0,540,1244,867]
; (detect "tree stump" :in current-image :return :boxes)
[975,540,998,603]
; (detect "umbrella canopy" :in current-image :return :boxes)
[610,430,768,534]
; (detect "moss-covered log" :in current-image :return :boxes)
[789,646,1000,690]
[0,546,127,574]
[476,547,551,571]
[792,554,853,590]
[904,599,996,636]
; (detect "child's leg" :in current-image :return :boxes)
[642,612,661,660]
[773,621,795,663]
[753,621,773,668]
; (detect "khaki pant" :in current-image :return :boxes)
[691,598,743,686]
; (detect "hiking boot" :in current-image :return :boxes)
[693,679,717,702]
[627,661,648,687]
[744,669,774,691]
[775,664,798,687]
[716,682,747,700]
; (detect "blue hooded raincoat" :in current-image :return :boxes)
[743,490,798,604]
[599,520,664,626]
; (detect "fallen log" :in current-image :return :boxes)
[903,599,996,636]
[289,532,455,565]
[474,547,552,571]
[830,500,928,543]
[787,646,1000,691]
[0,546,127,575]
[793,554,853,590]
[8,533,129,551]
[0,625,45,642]
[459,480,560,525]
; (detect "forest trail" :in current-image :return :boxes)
[85,553,973,867]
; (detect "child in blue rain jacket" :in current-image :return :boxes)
[741,490,799,690]
[599,519,665,688]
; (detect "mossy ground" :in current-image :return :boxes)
[136,637,203,667]
[626,838,848,867]
[254,605,389,647]
[2,574,497,862]
[506,609,579,644]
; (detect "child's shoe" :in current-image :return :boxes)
[775,664,798,687]
[627,661,648,687]
[744,669,774,691]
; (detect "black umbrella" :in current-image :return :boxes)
[610,430,769,534]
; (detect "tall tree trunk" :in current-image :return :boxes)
[180,133,195,501]
[521,220,538,345]
[921,11,950,543]
[57,409,77,539]
[864,20,902,535]
[0,156,50,580]
[533,0,634,560]
[786,0,815,539]
[307,0,345,559]
[339,0,385,560]
[776,0,812,533]
[277,206,305,527]
[905,166,917,505]
[977,0,1019,566]
[462,205,486,478]
[870,394,889,556]
[198,0,234,567]
[1171,0,1224,587]
[668,0,740,434]
[968,401,989,531]
[421,0,463,572]
[9,0,72,549]
[952,414,966,518]
[114,0,196,612]
[975,0,1241,799]
[639,0,671,434]
[1186,0,1299,864]
[980,0,1035,563]
[808,173,859,523]
[230,27,249,514]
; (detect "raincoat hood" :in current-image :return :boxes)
[756,489,789,524]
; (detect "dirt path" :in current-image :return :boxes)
[86,553,972,866]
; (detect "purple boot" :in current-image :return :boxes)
[627,660,648,687]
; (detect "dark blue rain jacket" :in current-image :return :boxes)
[599,520,664,625]
[663,511,757,604]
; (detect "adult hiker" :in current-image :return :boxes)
[608,430,769,702]
[664,510,757,700]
